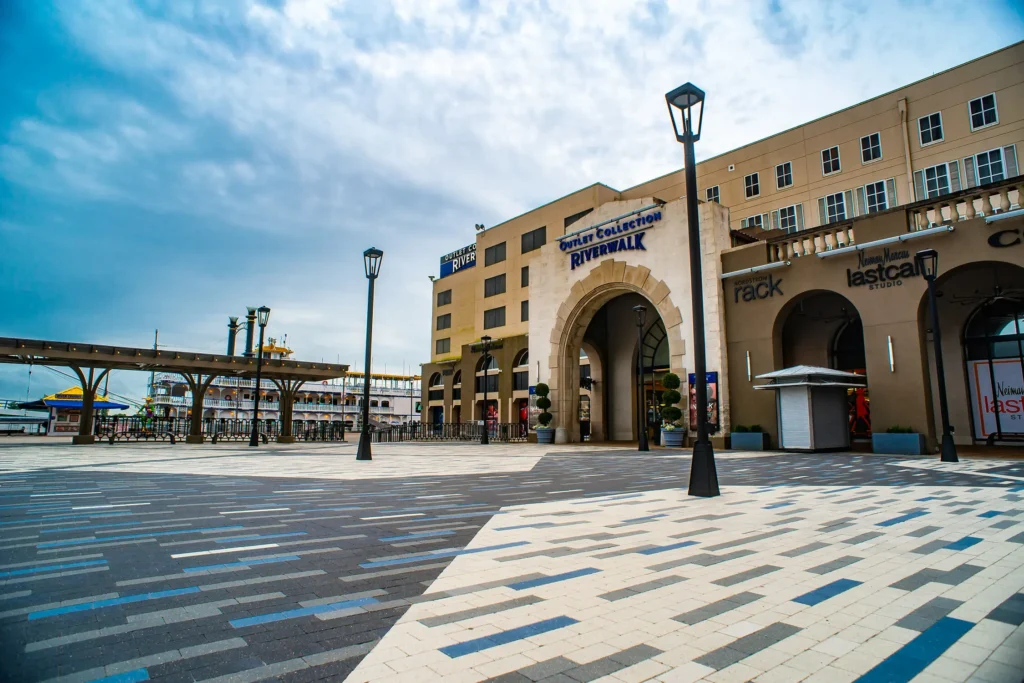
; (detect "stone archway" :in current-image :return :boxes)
[547,260,686,443]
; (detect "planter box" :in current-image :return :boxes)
[872,432,927,455]
[730,432,770,451]
[661,429,685,447]
[536,428,555,444]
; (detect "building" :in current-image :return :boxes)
[421,42,1023,449]
[18,387,129,435]
[153,338,421,429]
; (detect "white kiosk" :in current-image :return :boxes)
[754,366,865,452]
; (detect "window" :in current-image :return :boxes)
[776,162,793,189]
[823,192,847,223]
[483,306,505,329]
[436,313,451,330]
[860,133,881,163]
[969,93,997,130]
[521,266,529,288]
[521,226,546,253]
[776,205,799,232]
[914,162,961,200]
[864,181,887,213]
[744,172,760,198]
[521,300,529,322]
[918,112,943,146]
[484,273,506,298]
[475,374,498,393]
[965,146,1018,188]
[513,370,529,391]
[706,186,720,203]
[435,338,450,355]
[436,289,452,307]
[564,208,593,229]
[821,146,841,175]
[975,148,1005,185]
[484,242,506,266]
[741,214,766,230]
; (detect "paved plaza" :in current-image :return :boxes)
[0,442,1022,683]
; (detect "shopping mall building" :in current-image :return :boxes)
[420,42,1024,450]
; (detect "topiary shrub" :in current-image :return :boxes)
[660,373,683,429]
[734,424,749,433]
[749,424,763,433]
[535,383,552,427]
[886,425,915,433]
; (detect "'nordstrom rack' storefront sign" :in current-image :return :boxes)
[559,211,662,270]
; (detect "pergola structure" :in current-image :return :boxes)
[0,337,348,444]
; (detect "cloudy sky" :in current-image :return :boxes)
[1,0,1022,404]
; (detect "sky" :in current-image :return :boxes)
[1,0,1022,405]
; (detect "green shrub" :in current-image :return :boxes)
[749,424,763,433]
[659,373,683,428]
[886,425,915,433]
[536,396,551,411]
[734,425,749,433]
[661,373,681,390]
[538,411,553,427]
[661,406,682,424]
[534,383,549,397]
[661,389,681,407]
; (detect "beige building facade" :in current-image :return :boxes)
[422,42,1024,448]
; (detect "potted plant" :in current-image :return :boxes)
[872,425,927,455]
[730,424,770,450]
[535,383,555,444]
[659,373,685,447]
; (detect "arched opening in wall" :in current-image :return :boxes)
[512,349,530,426]
[427,372,444,425]
[921,261,1024,446]
[776,290,869,442]
[452,370,462,423]
[475,354,499,426]
[640,319,670,445]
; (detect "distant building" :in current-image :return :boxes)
[19,386,129,435]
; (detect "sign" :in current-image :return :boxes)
[988,228,1022,248]
[733,273,784,303]
[846,247,921,290]
[688,372,720,433]
[559,210,663,270]
[967,358,1024,438]
[439,244,476,278]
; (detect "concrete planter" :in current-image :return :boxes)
[730,432,770,450]
[872,432,927,455]
[661,429,685,447]
[536,428,555,444]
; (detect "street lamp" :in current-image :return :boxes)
[479,335,492,445]
[915,248,958,462]
[633,305,650,452]
[248,305,270,447]
[357,247,384,461]
[666,82,720,497]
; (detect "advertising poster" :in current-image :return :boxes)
[528,385,539,430]
[688,372,720,433]
[967,359,1024,437]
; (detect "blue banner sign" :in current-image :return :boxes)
[439,244,476,278]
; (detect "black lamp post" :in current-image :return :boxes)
[667,82,720,497]
[915,248,958,463]
[357,247,383,461]
[248,305,270,447]
[633,305,650,451]
[479,335,492,445]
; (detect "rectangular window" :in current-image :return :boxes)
[778,205,797,232]
[741,214,765,230]
[521,266,529,288]
[860,133,881,163]
[436,289,452,307]
[975,148,1005,185]
[521,226,546,253]
[865,181,887,213]
[923,163,950,198]
[706,186,720,203]
[483,306,505,330]
[436,313,451,331]
[513,370,529,391]
[776,162,793,189]
[484,242,506,266]
[564,208,593,229]
[969,93,998,130]
[821,146,841,175]
[484,273,506,298]
[475,374,498,394]
[918,112,943,146]
[435,338,450,355]
[744,172,759,198]
[521,300,529,322]
[824,192,846,223]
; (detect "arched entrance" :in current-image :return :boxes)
[775,291,869,442]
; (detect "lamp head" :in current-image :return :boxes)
[665,82,705,143]
[914,248,939,282]
[363,247,384,279]
[632,304,648,328]
[257,306,271,327]
[480,335,492,351]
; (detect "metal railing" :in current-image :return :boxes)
[93,416,344,443]
[369,422,528,443]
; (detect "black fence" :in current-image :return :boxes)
[370,422,528,443]
[94,416,344,443]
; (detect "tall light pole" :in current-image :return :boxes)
[357,247,384,461]
[667,82,720,497]
[248,306,270,447]
[479,335,492,445]
[915,249,958,462]
[633,305,650,451]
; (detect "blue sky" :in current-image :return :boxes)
[1,0,1022,404]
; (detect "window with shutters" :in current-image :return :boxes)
[484,273,506,298]
[778,205,798,232]
[521,226,546,253]
[706,186,720,203]
[964,146,1017,188]
[435,338,450,355]
[864,181,887,213]
[521,266,529,288]
[860,133,881,163]
[744,172,759,198]
[824,192,846,223]
[969,93,998,131]
[483,306,505,329]
[821,146,841,175]
[741,214,766,230]
[484,242,506,266]
[436,313,451,330]
[776,162,793,189]
[916,162,956,199]
[521,300,529,322]
[918,112,943,146]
